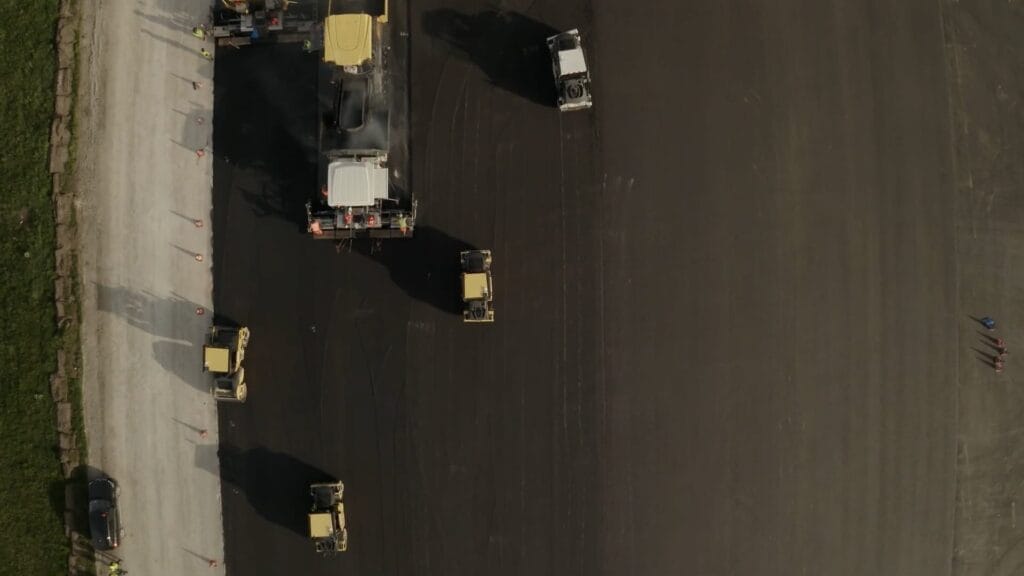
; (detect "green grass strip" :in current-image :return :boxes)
[0,1,71,574]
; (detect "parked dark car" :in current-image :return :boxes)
[88,477,121,550]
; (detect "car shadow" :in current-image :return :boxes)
[349,226,476,316]
[422,8,558,107]
[52,464,102,536]
[57,464,122,562]
[216,445,336,538]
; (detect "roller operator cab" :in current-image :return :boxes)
[461,250,494,323]
[309,481,348,554]
[546,29,593,112]
[203,326,250,402]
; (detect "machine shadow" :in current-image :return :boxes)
[212,43,318,229]
[151,339,210,393]
[352,226,475,316]
[94,283,201,342]
[422,8,558,107]
[218,445,335,538]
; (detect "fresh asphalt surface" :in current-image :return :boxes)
[214,1,958,575]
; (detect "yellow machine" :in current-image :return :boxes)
[461,250,494,323]
[203,326,250,402]
[309,482,348,554]
[306,0,417,239]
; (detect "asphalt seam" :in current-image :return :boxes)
[936,0,966,574]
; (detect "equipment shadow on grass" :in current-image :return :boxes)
[351,225,475,316]
[422,8,558,107]
[213,445,335,537]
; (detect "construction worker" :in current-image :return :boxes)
[191,26,206,40]
[107,560,122,574]
[303,39,313,52]
[200,47,213,60]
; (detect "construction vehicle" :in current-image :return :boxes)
[546,29,593,112]
[203,326,250,402]
[309,481,348,554]
[212,0,318,45]
[461,250,494,323]
[306,0,416,239]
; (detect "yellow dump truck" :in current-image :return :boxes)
[461,250,494,323]
[309,481,348,554]
[203,326,250,402]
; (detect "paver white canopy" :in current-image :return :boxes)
[327,158,389,208]
[558,47,587,76]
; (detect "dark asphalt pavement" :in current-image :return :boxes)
[214,1,960,575]
[946,2,1024,575]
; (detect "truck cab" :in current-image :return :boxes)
[309,481,348,554]
[461,250,495,323]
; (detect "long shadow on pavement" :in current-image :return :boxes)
[151,340,208,392]
[94,283,201,341]
[212,44,318,231]
[95,283,211,391]
[217,445,335,538]
[421,8,558,107]
[350,225,476,316]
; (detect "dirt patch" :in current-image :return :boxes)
[47,0,96,574]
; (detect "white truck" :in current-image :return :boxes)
[546,29,593,112]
